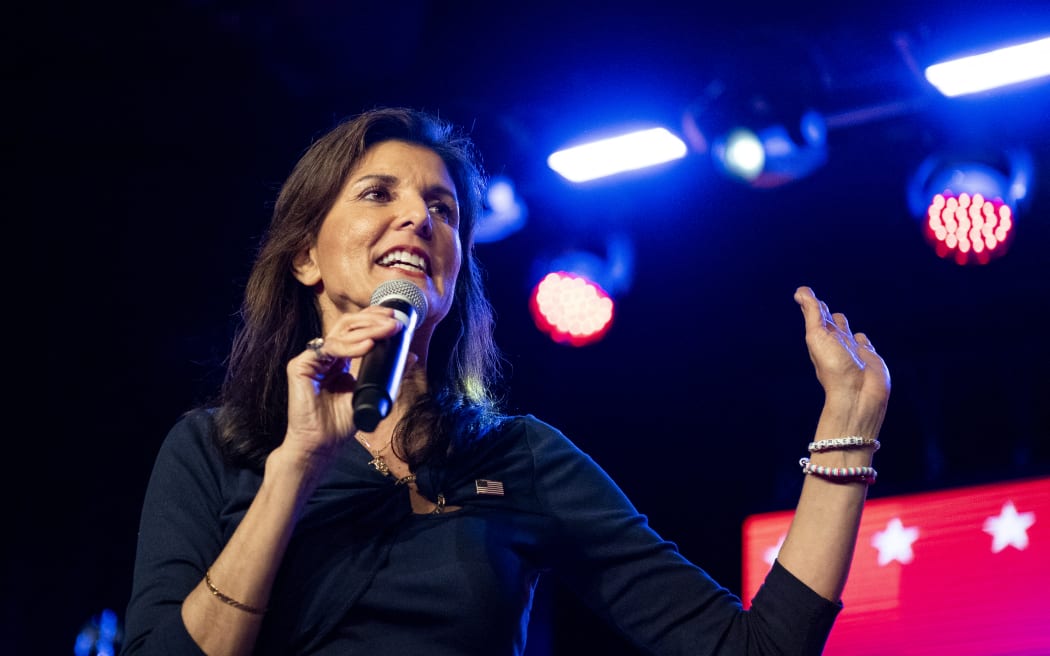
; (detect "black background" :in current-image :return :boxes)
[9,1,1050,653]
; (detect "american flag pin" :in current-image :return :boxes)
[475,479,505,496]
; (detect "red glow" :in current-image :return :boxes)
[923,191,1015,265]
[529,272,614,346]
[743,476,1050,654]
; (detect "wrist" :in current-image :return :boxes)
[815,399,884,441]
[264,444,332,497]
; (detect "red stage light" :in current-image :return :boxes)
[529,272,614,346]
[924,191,1015,265]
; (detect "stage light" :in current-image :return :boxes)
[527,235,634,346]
[474,175,527,243]
[719,128,765,181]
[908,148,1034,265]
[687,90,829,189]
[925,35,1050,97]
[547,127,687,183]
[924,192,1014,265]
[529,272,614,347]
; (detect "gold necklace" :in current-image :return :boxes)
[355,432,391,477]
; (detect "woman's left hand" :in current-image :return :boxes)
[795,286,891,435]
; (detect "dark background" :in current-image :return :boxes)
[9,1,1050,653]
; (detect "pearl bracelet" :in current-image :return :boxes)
[799,457,877,484]
[808,436,881,453]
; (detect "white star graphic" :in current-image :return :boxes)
[983,500,1036,553]
[764,534,785,565]
[872,517,919,566]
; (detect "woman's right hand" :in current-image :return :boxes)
[282,305,406,462]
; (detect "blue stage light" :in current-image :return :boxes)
[709,110,828,188]
[547,127,687,183]
[475,175,527,243]
[925,36,1050,97]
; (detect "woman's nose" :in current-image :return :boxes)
[397,198,433,239]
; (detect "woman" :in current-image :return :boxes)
[123,107,890,655]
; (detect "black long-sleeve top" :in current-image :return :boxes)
[123,410,840,655]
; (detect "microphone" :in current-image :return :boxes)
[352,279,429,432]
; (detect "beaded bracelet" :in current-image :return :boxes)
[808,436,881,453]
[205,569,267,615]
[799,457,877,484]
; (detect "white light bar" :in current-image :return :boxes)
[925,36,1050,97]
[547,127,687,182]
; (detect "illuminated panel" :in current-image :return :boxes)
[547,128,687,183]
[742,476,1050,655]
[924,191,1014,265]
[529,272,614,346]
[925,36,1050,97]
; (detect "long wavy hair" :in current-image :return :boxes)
[213,107,504,470]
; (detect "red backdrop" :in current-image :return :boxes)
[743,476,1050,655]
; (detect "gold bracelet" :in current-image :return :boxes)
[204,569,267,615]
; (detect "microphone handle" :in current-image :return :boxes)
[352,299,417,432]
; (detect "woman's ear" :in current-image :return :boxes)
[292,246,322,286]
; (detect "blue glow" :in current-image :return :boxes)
[74,608,121,656]
[907,149,1034,219]
[547,127,687,182]
[721,128,765,180]
[475,176,527,243]
[799,109,827,147]
[925,36,1050,97]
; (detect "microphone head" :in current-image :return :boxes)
[369,279,428,323]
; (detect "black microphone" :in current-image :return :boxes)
[352,279,429,432]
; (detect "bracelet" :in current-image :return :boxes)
[799,457,877,484]
[205,569,267,615]
[808,436,881,453]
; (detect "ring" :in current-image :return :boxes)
[306,337,334,365]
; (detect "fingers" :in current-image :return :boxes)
[796,288,847,339]
[315,307,404,360]
[832,312,860,348]
[795,286,826,332]
[796,286,859,341]
[292,306,405,382]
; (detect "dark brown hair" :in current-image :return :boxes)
[213,107,504,469]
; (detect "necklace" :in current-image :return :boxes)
[357,436,445,514]
[355,432,391,477]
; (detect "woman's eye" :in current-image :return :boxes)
[362,186,391,202]
[429,202,456,223]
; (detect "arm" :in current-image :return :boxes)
[177,307,406,655]
[527,419,841,656]
[121,411,332,656]
[775,286,891,602]
[124,307,405,655]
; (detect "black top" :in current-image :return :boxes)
[123,410,840,655]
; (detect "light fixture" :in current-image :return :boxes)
[529,272,615,347]
[705,109,828,188]
[907,147,1034,265]
[547,127,687,183]
[683,74,829,189]
[474,175,527,243]
[925,35,1050,97]
[527,234,634,346]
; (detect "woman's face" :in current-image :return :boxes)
[294,140,463,332]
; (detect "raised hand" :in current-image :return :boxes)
[794,286,890,435]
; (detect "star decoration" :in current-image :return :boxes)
[983,500,1036,553]
[872,517,919,566]
[764,534,785,565]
